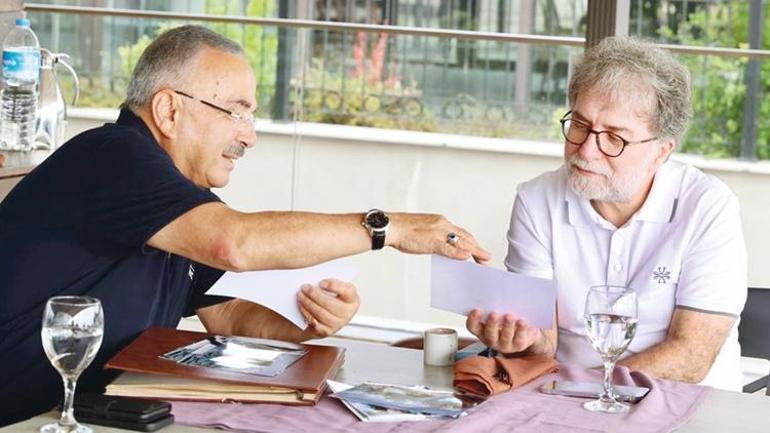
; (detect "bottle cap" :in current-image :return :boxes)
[15,18,30,27]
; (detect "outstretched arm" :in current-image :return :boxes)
[149,204,491,271]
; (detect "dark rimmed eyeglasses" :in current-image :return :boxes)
[174,90,256,127]
[559,110,657,158]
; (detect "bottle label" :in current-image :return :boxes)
[3,48,40,81]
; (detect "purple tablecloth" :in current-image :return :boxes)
[170,364,709,433]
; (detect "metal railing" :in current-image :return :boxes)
[23,2,770,160]
[24,3,770,60]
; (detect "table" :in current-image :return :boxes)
[0,149,50,200]
[3,338,769,432]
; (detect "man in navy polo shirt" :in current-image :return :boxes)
[0,25,490,425]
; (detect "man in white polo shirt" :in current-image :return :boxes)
[466,36,747,391]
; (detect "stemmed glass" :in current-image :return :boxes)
[583,285,638,414]
[40,296,104,433]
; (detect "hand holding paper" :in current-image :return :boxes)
[465,309,544,354]
[206,258,357,330]
[430,255,556,329]
[298,279,360,338]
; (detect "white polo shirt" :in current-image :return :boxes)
[505,161,747,390]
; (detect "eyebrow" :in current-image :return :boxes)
[572,110,631,134]
[227,98,255,111]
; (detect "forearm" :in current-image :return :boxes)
[618,340,713,383]
[152,203,489,271]
[226,211,370,270]
[197,299,314,343]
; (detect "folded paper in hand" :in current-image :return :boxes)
[430,255,556,328]
[206,258,357,329]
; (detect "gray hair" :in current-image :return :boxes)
[122,25,244,111]
[568,36,692,143]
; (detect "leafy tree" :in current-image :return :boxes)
[203,0,278,117]
[77,1,278,117]
[657,2,769,159]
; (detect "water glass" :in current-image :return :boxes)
[583,285,638,414]
[40,296,104,433]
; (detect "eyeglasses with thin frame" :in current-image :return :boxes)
[559,110,657,158]
[174,90,256,128]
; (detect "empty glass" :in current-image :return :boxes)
[583,285,638,413]
[40,296,104,433]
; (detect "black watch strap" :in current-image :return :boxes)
[371,230,386,250]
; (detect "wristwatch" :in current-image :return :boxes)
[362,209,390,250]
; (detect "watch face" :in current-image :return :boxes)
[366,211,390,230]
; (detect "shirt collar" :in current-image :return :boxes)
[634,161,681,223]
[565,161,681,228]
[115,108,155,140]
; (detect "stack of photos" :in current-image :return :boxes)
[330,382,468,421]
[161,335,307,377]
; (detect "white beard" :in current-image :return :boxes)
[566,154,652,203]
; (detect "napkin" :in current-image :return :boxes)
[454,354,558,397]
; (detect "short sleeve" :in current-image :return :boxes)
[82,133,220,253]
[184,263,231,317]
[675,192,747,316]
[504,191,554,279]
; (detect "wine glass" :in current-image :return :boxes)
[583,285,638,414]
[40,296,104,433]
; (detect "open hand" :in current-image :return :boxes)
[466,308,540,354]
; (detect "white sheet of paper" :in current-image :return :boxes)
[430,255,555,328]
[206,258,357,330]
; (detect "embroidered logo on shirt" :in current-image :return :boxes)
[653,266,671,284]
[188,264,195,280]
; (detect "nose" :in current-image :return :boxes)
[239,121,257,149]
[576,131,604,160]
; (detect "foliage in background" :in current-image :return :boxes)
[74,0,277,116]
[657,3,770,159]
[52,1,769,159]
[205,0,278,118]
[294,31,437,132]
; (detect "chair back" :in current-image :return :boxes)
[739,287,770,360]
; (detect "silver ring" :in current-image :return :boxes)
[446,232,460,246]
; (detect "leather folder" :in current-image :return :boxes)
[104,327,345,405]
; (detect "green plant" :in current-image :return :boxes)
[659,3,770,160]
[293,32,437,132]
[205,0,278,116]
[75,1,277,113]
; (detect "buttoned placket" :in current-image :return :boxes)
[606,228,629,287]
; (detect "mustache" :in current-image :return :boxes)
[223,143,245,159]
[567,155,613,177]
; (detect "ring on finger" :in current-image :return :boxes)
[446,232,460,246]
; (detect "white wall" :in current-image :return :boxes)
[65,111,770,329]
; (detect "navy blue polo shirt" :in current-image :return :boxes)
[0,109,228,425]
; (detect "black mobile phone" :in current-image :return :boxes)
[540,380,650,403]
[62,393,174,431]
[76,413,174,432]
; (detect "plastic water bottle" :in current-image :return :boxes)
[0,18,40,151]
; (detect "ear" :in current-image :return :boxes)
[652,138,675,169]
[149,90,180,139]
